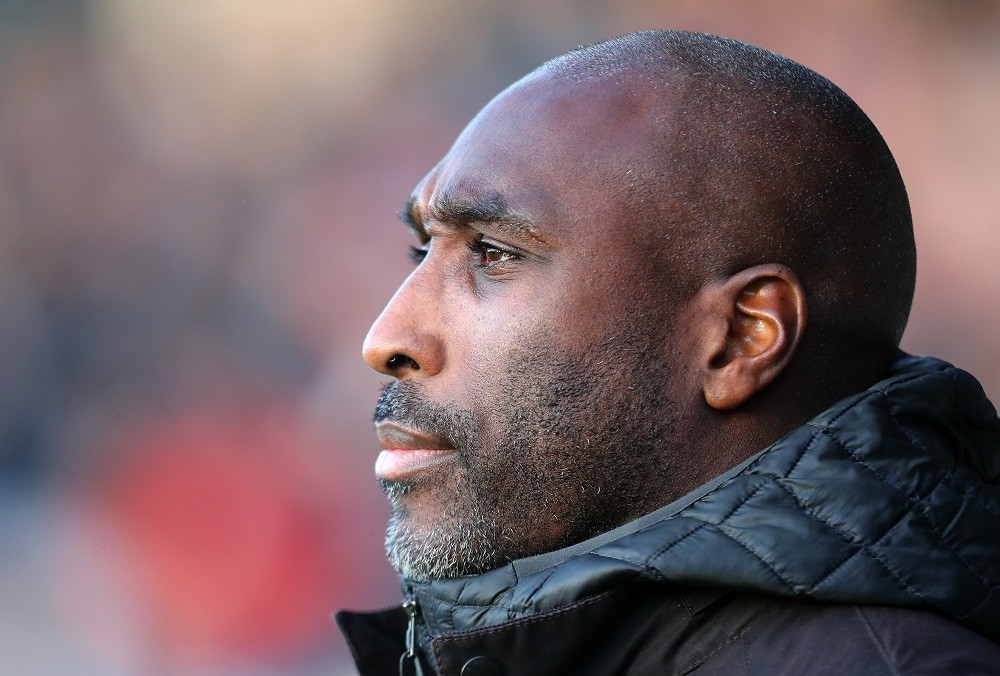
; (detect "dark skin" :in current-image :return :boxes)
[363,66,879,579]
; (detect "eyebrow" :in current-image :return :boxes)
[398,191,550,247]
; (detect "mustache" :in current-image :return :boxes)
[373,381,434,424]
[373,381,473,451]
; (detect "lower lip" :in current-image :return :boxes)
[375,449,456,480]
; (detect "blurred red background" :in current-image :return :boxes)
[1,1,997,672]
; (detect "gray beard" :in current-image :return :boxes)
[381,478,514,581]
[373,333,676,583]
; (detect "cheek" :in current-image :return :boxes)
[544,273,653,351]
[433,258,665,406]
[460,284,562,360]
[460,316,563,436]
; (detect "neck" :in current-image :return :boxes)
[666,345,897,505]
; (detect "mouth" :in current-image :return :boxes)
[374,421,457,481]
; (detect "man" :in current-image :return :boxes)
[337,31,1000,674]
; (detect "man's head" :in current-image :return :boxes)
[362,31,915,582]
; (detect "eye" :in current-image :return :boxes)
[408,244,428,265]
[468,240,518,269]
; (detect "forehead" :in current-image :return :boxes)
[409,71,674,242]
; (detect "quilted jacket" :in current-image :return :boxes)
[338,355,1000,674]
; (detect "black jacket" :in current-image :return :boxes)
[338,355,1000,674]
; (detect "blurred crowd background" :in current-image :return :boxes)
[0,0,997,673]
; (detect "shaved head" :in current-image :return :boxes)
[545,31,915,356]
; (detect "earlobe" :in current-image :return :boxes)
[701,265,806,410]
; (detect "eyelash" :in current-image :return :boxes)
[407,245,426,265]
[407,240,519,269]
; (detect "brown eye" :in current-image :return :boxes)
[480,245,513,266]
[467,239,518,269]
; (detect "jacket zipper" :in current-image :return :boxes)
[400,596,425,676]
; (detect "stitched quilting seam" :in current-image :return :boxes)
[439,599,518,612]
[877,387,933,457]
[446,578,474,630]
[917,482,1000,591]
[776,427,823,481]
[770,478,925,597]
[645,479,771,567]
[874,368,947,396]
[955,479,1000,524]
[680,481,799,593]
[714,520,798,592]
[768,479,865,589]
[815,388,881,427]
[825,418,1000,590]
[583,548,656,574]
[520,566,561,613]
[742,425,822,478]
[646,521,710,565]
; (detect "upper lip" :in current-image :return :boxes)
[375,421,453,451]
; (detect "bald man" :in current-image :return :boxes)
[338,32,1000,675]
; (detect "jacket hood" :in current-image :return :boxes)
[406,354,1000,642]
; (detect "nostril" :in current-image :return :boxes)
[387,354,420,371]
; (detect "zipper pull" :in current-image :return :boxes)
[399,597,425,676]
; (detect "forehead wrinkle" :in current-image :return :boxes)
[429,188,552,247]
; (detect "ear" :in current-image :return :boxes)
[698,264,807,410]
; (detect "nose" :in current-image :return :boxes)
[362,271,446,379]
